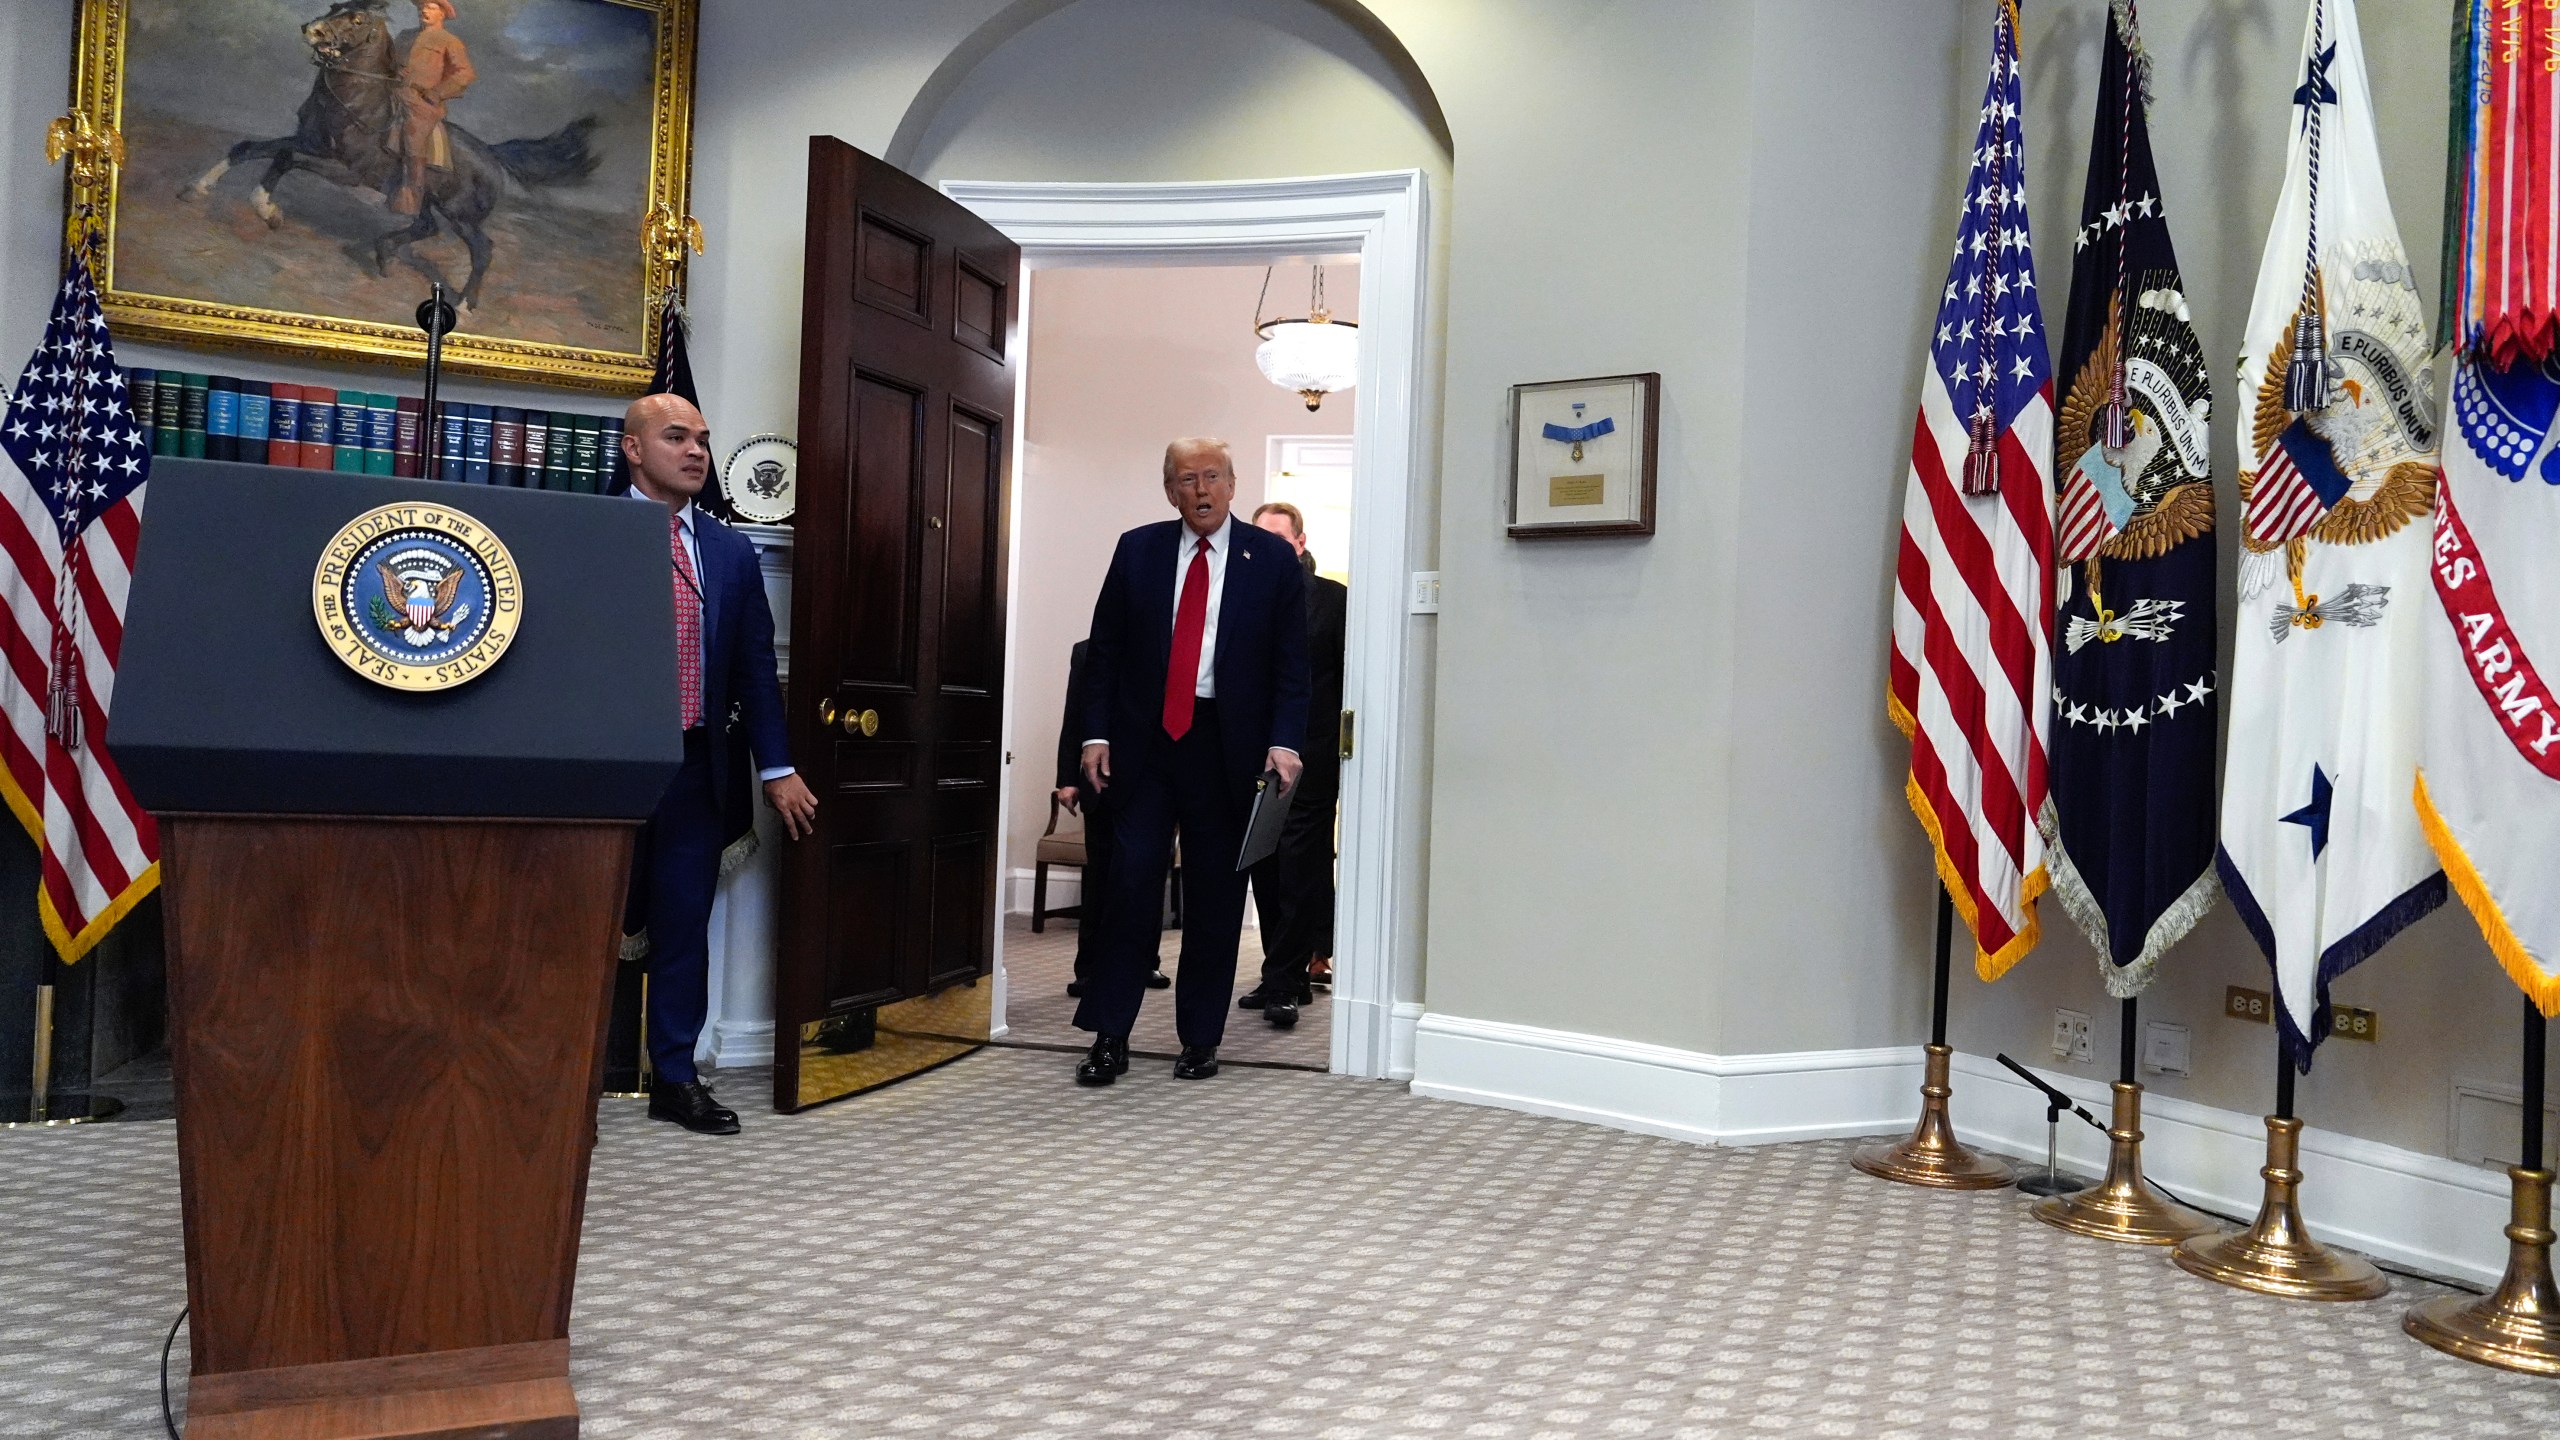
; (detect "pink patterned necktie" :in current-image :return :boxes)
[669,512,703,728]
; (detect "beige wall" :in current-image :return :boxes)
[1004,263,1355,882]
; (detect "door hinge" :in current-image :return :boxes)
[1338,709,1355,760]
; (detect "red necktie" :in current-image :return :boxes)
[1163,536,1210,739]
[670,513,704,729]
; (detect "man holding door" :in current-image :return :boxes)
[621,393,818,1133]
[1071,437,1310,1084]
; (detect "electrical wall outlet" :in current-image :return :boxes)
[2331,1004,2381,1043]
[2143,1021,2192,1077]
[1409,570,1442,613]
[2226,986,2272,1024]
[2052,1008,2093,1064]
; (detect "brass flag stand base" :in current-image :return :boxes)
[1856,896,2012,1190]
[2404,1168,2560,1374]
[2404,1002,2560,1374]
[2172,1114,2386,1300]
[2033,1081,2218,1245]
[1854,1042,2016,1189]
[0,982,125,1127]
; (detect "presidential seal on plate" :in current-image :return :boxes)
[312,503,522,691]
[720,434,797,524]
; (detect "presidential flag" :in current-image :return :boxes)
[2221,0,2444,1065]
[2044,1,2220,997]
[1888,0,2055,981]
[0,246,159,961]
[2418,4,2560,1013]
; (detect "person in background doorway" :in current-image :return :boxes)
[1239,501,1347,1028]
[1070,438,1310,1084]
[1055,640,1169,999]
[621,393,818,1134]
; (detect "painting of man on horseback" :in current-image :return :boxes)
[77,0,694,382]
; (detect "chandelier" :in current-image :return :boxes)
[1253,264,1359,411]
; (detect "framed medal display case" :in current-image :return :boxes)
[1506,371,1659,538]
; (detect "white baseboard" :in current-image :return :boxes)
[709,1018,774,1070]
[1410,1012,1920,1148]
[1948,1053,2506,1287]
[1409,1011,2511,1288]
[1388,1002,1424,1082]
[1006,866,1080,915]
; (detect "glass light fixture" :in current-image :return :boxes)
[1253,264,1359,411]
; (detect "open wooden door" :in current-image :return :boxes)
[776,139,1017,1111]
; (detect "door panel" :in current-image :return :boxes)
[779,139,1018,1111]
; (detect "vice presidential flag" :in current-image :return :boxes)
[0,247,160,961]
[2045,3,2220,997]
[1888,0,2056,981]
[2418,5,2560,1013]
[2220,0,2444,1064]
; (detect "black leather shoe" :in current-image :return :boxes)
[1147,969,1172,989]
[647,1080,740,1135]
[1065,979,1087,998]
[1294,978,1315,1005]
[1265,993,1300,1029]
[1173,1045,1220,1080]
[1076,1034,1130,1087]
[1238,986,1270,1011]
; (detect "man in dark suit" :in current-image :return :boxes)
[1054,640,1166,998]
[1240,502,1347,1029]
[621,393,817,1134]
[1072,437,1309,1084]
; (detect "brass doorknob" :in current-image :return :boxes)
[817,698,840,728]
[843,708,879,738]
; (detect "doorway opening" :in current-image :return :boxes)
[950,171,1430,1081]
[993,262,1357,1073]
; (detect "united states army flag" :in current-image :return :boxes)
[2418,2,2560,1011]
[2219,0,2444,1065]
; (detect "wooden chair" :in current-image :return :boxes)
[1031,796,1184,933]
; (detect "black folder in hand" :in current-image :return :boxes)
[1236,768,1293,870]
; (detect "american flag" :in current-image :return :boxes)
[0,249,159,961]
[2242,417,2352,547]
[1887,1,2056,981]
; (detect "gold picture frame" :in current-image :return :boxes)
[64,0,700,391]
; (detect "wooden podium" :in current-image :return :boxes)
[111,462,682,1439]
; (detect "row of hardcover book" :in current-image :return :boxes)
[126,369,630,492]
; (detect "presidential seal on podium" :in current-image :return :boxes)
[312,502,523,691]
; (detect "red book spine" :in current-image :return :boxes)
[393,397,425,478]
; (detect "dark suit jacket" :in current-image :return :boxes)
[691,508,792,799]
[1304,566,1348,787]
[1079,516,1311,786]
[1056,640,1094,796]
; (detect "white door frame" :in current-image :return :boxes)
[945,171,1430,1081]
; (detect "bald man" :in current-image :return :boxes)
[621,393,816,1134]
[1070,438,1309,1085]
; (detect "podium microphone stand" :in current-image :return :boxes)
[2173,1027,2386,1299]
[1853,892,2014,1188]
[2405,997,2560,1373]
[2033,995,2216,1243]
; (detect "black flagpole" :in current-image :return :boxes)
[1928,891,1953,1047]
[2120,996,2139,1083]
[2274,1021,2296,1121]
[2526,997,2547,1173]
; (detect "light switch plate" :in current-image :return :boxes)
[2143,1021,2192,1077]
[1410,570,1441,614]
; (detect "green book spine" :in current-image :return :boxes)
[331,389,366,471]
[363,393,397,475]
[178,374,210,459]
[153,373,182,455]
[569,416,602,494]
[541,414,572,490]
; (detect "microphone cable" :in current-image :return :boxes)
[158,1306,187,1440]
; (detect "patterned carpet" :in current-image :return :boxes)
[999,911,1332,1069]
[3,1048,2553,1439]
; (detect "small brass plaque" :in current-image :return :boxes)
[2226,986,2271,1024]
[1548,473,1607,507]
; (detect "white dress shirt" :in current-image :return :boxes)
[629,487,795,782]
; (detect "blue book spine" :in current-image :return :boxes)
[205,377,239,462]
[463,403,493,484]
[597,417,626,494]
[437,405,467,483]
[237,383,271,465]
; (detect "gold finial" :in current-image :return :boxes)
[644,203,706,274]
[46,109,124,252]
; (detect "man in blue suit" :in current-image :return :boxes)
[621,393,817,1133]
[1073,437,1309,1084]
